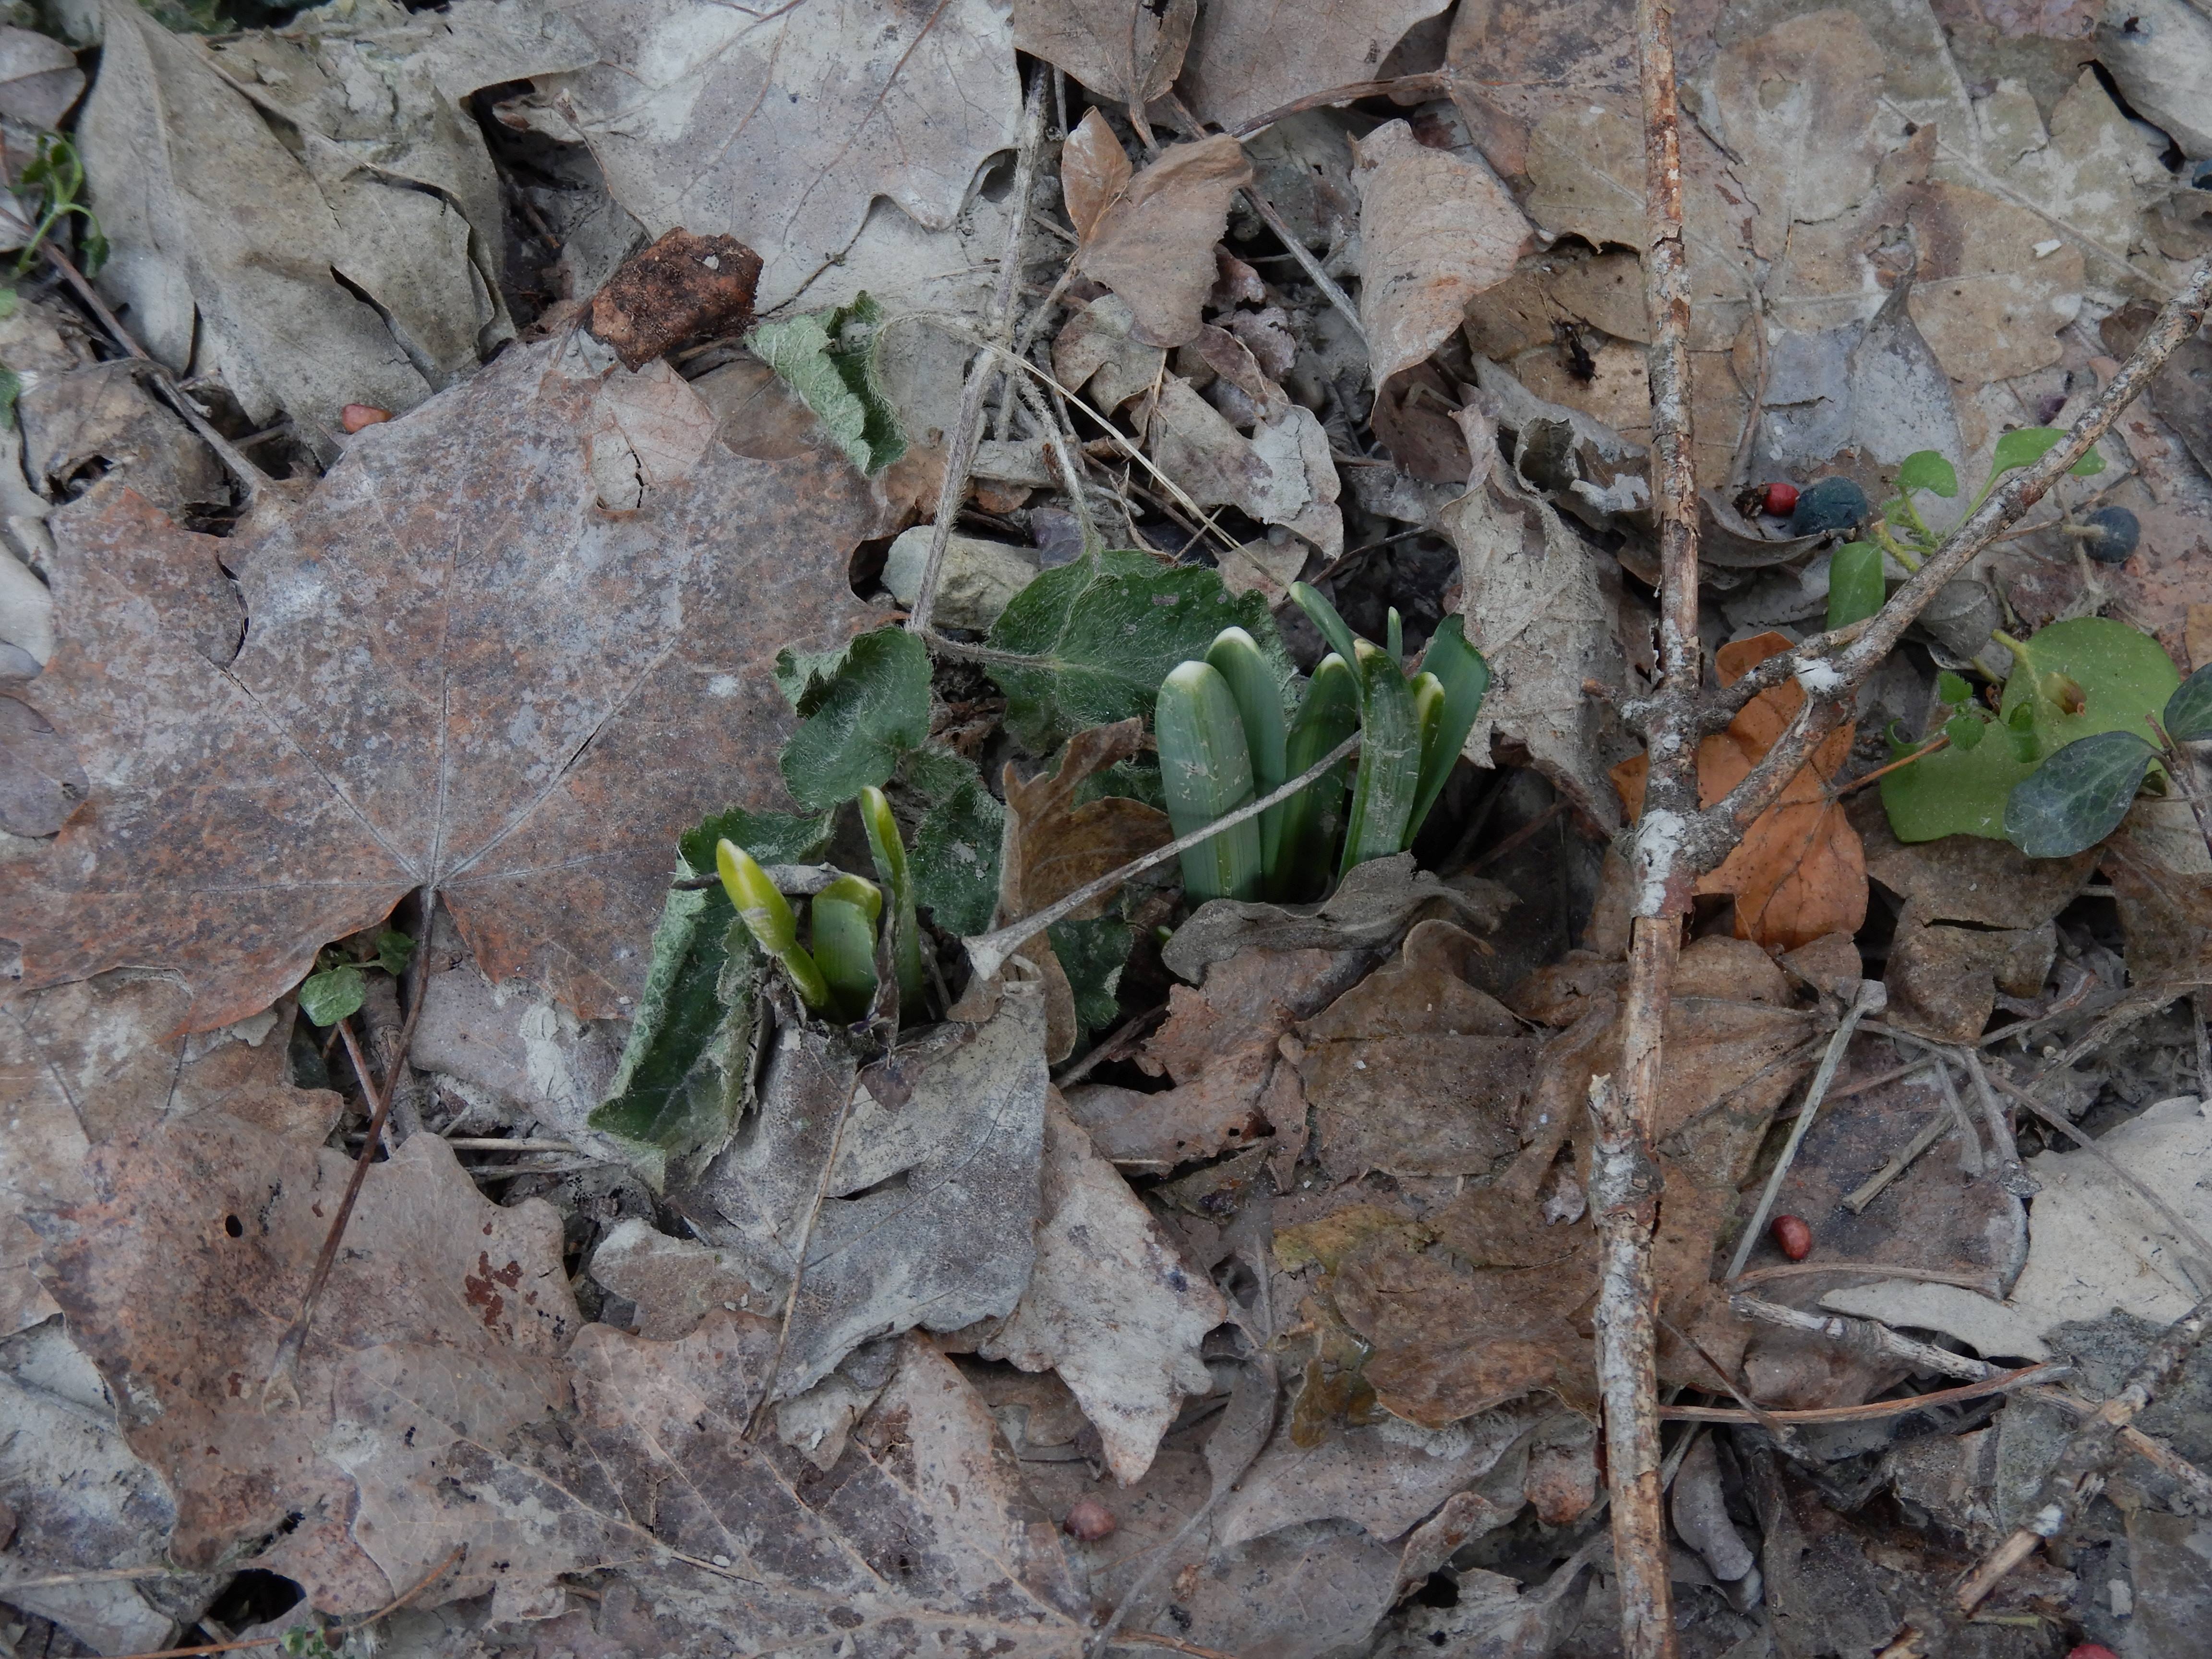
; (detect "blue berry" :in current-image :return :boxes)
[1788,476,1870,537]
[2080,505,2140,565]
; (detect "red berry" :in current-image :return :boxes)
[1762,481,1800,517]
[1063,1497,1116,1541]
[2068,1646,2119,1659]
[1771,1215,1813,1261]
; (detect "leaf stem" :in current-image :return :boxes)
[1830,733,1950,798]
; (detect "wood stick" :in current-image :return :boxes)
[1663,1361,2063,1425]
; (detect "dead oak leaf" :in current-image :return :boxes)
[1073,133,1252,348]
[2,337,891,1031]
[1014,0,1193,118]
[1612,631,1867,951]
[28,1117,577,1615]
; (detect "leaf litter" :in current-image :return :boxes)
[4,0,2212,1654]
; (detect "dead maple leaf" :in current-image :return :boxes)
[1612,630,1867,951]
[1070,128,1253,348]
[1,337,895,1031]
[29,1117,577,1615]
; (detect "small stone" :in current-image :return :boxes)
[881,526,1038,632]
[1063,1497,1116,1541]
[341,404,392,433]
[1771,1214,1813,1261]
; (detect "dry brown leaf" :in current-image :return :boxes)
[1051,292,1167,413]
[974,1096,1225,1484]
[29,1116,577,1613]
[0,337,895,1031]
[1351,118,1528,388]
[1014,0,1194,116]
[1613,631,1868,951]
[1904,180,2087,383]
[1881,902,2056,1045]
[2103,798,2212,987]
[1060,106,1133,242]
[1296,920,1538,1184]
[1074,135,1252,348]
[1183,0,1452,131]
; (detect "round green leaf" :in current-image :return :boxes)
[1936,671,1972,706]
[1897,451,1958,497]
[1945,711,1985,751]
[2164,662,2212,743]
[299,963,366,1028]
[2003,730,2157,858]
[1826,541,1886,630]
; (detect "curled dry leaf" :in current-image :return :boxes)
[1013,0,1194,116]
[1060,105,1134,242]
[975,1098,1226,1484]
[0,24,84,129]
[1149,376,1344,556]
[0,336,894,1031]
[29,1118,577,1614]
[543,0,1021,311]
[1073,134,1253,348]
[1613,632,1868,952]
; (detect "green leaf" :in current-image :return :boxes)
[0,365,18,432]
[1277,652,1357,897]
[1289,581,1362,673]
[1883,616,2180,841]
[986,550,1282,750]
[594,806,830,1174]
[1341,642,1420,873]
[1990,426,2103,479]
[774,644,854,713]
[860,785,924,1016]
[298,964,365,1028]
[777,625,932,811]
[1407,616,1490,844]
[1048,916,1130,1035]
[1937,671,1973,706]
[1945,711,1986,751]
[2004,730,2158,857]
[2164,663,2212,743]
[913,771,1005,936]
[809,889,879,1021]
[1826,541,1886,631]
[373,929,415,976]
[1897,451,1959,497]
[744,292,906,474]
[1156,660,1262,902]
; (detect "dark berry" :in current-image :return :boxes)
[1771,1215,1813,1261]
[1063,1497,1116,1540]
[1788,477,1870,537]
[2080,505,2140,565]
[1761,481,1799,517]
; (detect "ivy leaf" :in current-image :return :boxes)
[1883,617,2179,841]
[745,292,906,474]
[1991,426,2103,478]
[778,626,932,812]
[298,963,365,1028]
[592,806,830,1179]
[1826,542,1886,630]
[1897,451,1958,497]
[1937,671,1973,706]
[373,929,415,976]
[2164,662,2212,743]
[2004,730,2157,858]
[985,550,1281,749]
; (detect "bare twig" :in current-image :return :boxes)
[1726,981,1886,1279]
[263,907,432,1404]
[962,732,1360,980]
[1843,1103,1952,1213]
[1664,1361,2064,1425]
[1239,183,1366,349]
[908,69,1046,637]
[1730,1261,2001,1295]
[1957,1286,2212,1611]
[1226,72,1449,138]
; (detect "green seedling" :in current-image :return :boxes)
[858,784,924,1013]
[1275,651,1358,900]
[717,838,831,1010]
[1205,626,1288,869]
[810,872,883,1021]
[1156,659,1263,902]
[1874,430,2103,571]
[14,134,106,278]
[2003,662,2212,856]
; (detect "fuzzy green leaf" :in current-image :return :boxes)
[1937,671,1973,706]
[2164,663,2212,744]
[986,551,1282,749]
[298,964,365,1028]
[912,770,1005,937]
[1826,541,1886,631]
[1048,916,1130,1036]
[778,625,932,812]
[2004,730,2157,857]
[744,292,906,474]
[1897,451,1959,497]
[1883,617,2178,841]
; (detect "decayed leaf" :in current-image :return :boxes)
[544,0,1021,311]
[1443,419,1628,829]
[1014,0,1194,114]
[974,1098,1225,1484]
[1061,106,1134,241]
[1351,119,1528,388]
[1073,135,1252,348]
[2107,798,2212,986]
[1052,293,1166,413]
[0,24,84,129]
[83,0,596,450]
[1,335,894,1031]
[1614,632,1867,952]
[1149,377,1344,556]
[1904,180,2087,383]
[680,980,1049,1399]
[1182,0,1451,131]
[337,1321,1091,1652]
[29,1117,577,1614]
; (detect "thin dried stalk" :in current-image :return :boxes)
[1593,2,1703,1649]
[907,70,1046,637]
